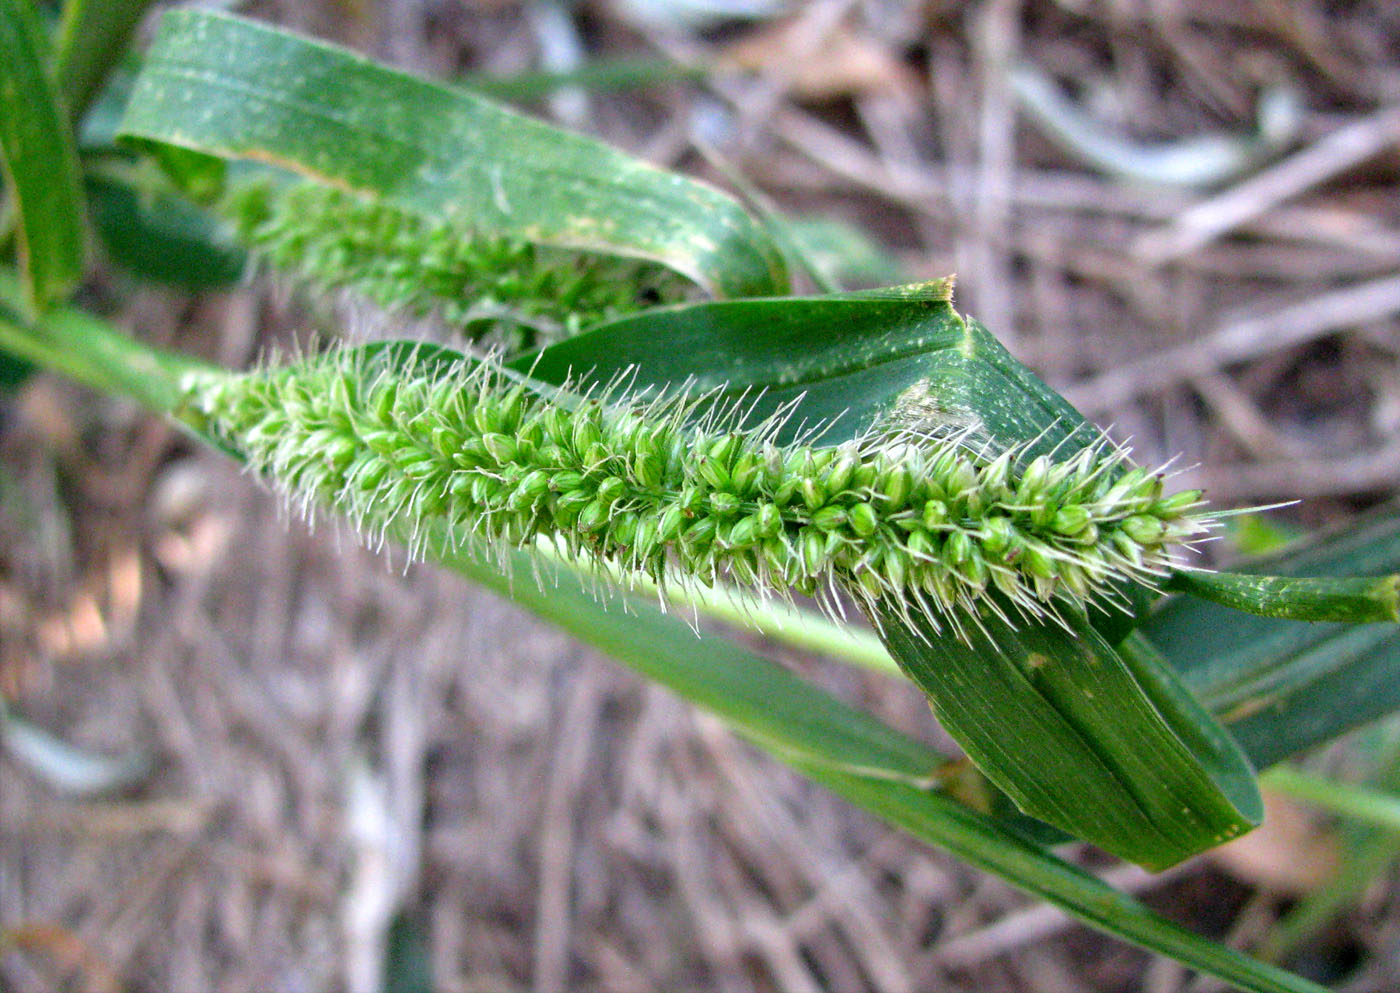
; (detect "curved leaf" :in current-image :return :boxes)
[879,601,1262,870]
[519,281,1105,453]
[116,9,786,298]
[87,174,247,287]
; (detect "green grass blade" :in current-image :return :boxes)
[517,280,965,440]
[116,9,786,298]
[87,173,247,288]
[54,0,156,123]
[519,283,1105,456]
[879,603,1261,870]
[0,0,86,315]
[440,541,1312,993]
[1166,569,1399,624]
[1145,505,1400,769]
[441,543,944,783]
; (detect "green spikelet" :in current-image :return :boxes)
[182,348,1218,639]
[224,181,690,349]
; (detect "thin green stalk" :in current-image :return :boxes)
[1166,570,1399,625]
[0,270,210,412]
[1261,765,1400,833]
[649,577,898,676]
[539,537,901,677]
[1260,736,1400,963]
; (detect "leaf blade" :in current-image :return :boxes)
[54,0,157,123]
[116,9,787,298]
[0,0,87,314]
[878,602,1262,870]
[1145,505,1400,769]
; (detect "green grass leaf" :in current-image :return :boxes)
[1146,505,1400,769]
[518,281,1105,454]
[87,173,247,287]
[0,0,86,315]
[116,9,787,299]
[879,603,1261,870]
[53,0,156,123]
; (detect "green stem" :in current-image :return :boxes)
[0,270,210,413]
[1166,569,1400,625]
[539,538,901,677]
[1262,765,1400,833]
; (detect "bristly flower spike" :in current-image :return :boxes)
[180,347,1220,642]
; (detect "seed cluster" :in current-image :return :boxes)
[226,181,689,349]
[186,353,1213,637]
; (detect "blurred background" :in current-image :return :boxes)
[2,1,1399,990]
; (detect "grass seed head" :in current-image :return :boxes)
[182,347,1222,642]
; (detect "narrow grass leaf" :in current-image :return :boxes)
[87,174,247,287]
[1165,569,1399,624]
[53,0,157,123]
[1145,504,1400,769]
[116,9,787,298]
[801,766,1323,993]
[878,602,1262,870]
[0,0,86,314]
[520,282,1105,455]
